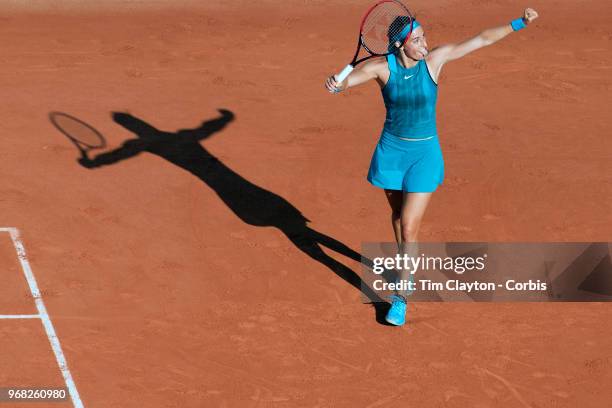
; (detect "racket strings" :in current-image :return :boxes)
[361,2,412,54]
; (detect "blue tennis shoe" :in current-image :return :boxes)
[385,294,407,326]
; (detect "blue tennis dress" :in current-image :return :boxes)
[367,54,444,192]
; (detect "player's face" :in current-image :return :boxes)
[402,27,428,60]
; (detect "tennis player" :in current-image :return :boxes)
[325,8,539,325]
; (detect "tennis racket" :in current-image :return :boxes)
[332,0,415,91]
[49,112,106,155]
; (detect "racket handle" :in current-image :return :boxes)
[335,64,354,83]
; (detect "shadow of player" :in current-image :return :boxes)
[69,109,392,316]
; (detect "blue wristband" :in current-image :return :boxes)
[510,17,527,31]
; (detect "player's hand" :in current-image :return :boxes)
[523,8,538,24]
[325,75,344,93]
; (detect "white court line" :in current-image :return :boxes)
[0,314,40,319]
[2,228,84,408]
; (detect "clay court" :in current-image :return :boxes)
[1,0,611,406]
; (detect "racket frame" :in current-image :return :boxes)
[49,112,107,152]
[333,0,414,86]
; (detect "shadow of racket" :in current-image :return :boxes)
[49,112,107,158]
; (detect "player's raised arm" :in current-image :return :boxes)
[429,8,539,67]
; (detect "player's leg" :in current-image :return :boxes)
[400,192,432,244]
[386,192,433,325]
[384,189,403,249]
[398,192,433,287]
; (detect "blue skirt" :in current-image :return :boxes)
[367,130,444,192]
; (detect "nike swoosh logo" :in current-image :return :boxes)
[404,75,414,80]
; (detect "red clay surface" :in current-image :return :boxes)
[1,0,611,407]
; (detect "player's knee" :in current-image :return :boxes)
[400,217,421,241]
